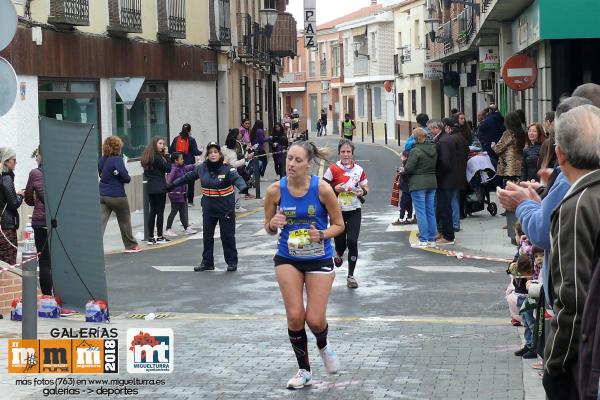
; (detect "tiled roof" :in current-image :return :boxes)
[317,4,383,30]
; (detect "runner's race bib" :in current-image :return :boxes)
[288,229,325,257]
[338,191,357,207]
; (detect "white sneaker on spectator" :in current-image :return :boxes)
[235,206,248,213]
[184,227,197,235]
[411,241,429,248]
[164,229,177,238]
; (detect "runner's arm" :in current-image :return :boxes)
[264,182,282,235]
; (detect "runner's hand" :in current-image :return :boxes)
[356,188,364,197]
[334,183,345,193]
[270,208,286,230]
[308,225,321,243]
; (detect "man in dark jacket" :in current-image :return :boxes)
[169,123,202,206]
[542,105,600,400]
[477,106,504,168]
[428,119,456,245]
[169,142,248,272]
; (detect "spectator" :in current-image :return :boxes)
[141,136,171,245]
[320,109,328,136]
[239,118,251,146]
[449,118,470,230]
[169,123,202,206]
[25,147,53,294]
[250,120,272,177]
[404,128,437,247]
[543,111,554,135]
[521,123,546,182]
[0,147,23,266]
[477,106,505,168]
[405,113,430,153]
[223,129,254,213]
[429,119,456,245]
[271,122,289,179]
[291,109,300,138]
[164,152,196,237]
[392,150,414,225]
[456,112,472,145]
[342,113,356,141]
[541,104,600,399]
[493,111,526,185]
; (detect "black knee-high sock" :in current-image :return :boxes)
[348,255,357,277]
[288,328,310,371]
[312,324,328,350]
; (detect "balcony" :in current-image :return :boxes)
[271,13,297,57]
[320,60,327,77]
[48,0,89,27]
[237,13,253,58]
[157,0,186,41]
[281,71,306,83]
[107,0,142,35]
[210,0,232,47]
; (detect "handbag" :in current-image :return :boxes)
[390,173,401,207]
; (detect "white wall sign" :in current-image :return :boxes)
[424,62,443,80]
[479,46,500,71]
[304,0,316,48]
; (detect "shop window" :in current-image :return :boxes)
[113,82,169,159]
[38,79,101,153]
[374,87,382,119]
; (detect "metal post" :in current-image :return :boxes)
[143,180,149,241]
[397,122,401,146]
[22,260,37,339]
[254,157,261,199]
[384,123,388,145]
[371,122,375,143]
[361,122,364,142]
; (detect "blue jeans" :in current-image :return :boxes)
[412,189,436,242]
[451,191,460,230]
[517,295,535,348]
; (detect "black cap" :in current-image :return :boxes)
[206,141,221,152]
[444,117,459,129]
[181,123,191,134]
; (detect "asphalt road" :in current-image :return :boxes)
[105,139,510,319]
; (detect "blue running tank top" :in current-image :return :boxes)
[276,175,333,260]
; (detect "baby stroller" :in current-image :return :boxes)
[465,151,498,216]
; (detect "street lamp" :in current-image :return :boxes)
[352,41,369,60]
[260,2,279,37]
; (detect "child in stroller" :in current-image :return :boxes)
[464,151,498,216]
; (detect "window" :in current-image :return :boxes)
[374,87,382,119]
[344,38,349,65]
[411,89,417,115]
[398,92,404,117]
[421,86,427,114]
[309,50,316,78]
[414,19,421,48]
[321,93,329,113]
[112,82,168,158]
[297,56,302,72]
[331,46,340,77]
[371,32,377,59]
[358,87,365,118]
[39,79,101,153]
[240,76,250,122]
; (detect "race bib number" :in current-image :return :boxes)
[287,229,325,257]
[338,191,357,207]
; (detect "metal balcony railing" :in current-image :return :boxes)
[237,13,253,58]
[108,0,142,34]
[281,71,306,83]
[400,46,412,63]
[218,0,232,45]
[157,0,186,40]
[320,60,327,77]
[48,0,89,26]
[271,12,297,57]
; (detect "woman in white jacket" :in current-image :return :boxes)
[224,129,254,212]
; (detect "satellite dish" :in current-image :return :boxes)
[0,0,18,52]
[0,57,18,117]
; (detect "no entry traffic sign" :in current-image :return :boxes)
[501,54,538,91]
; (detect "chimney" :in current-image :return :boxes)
[371,0,377,5]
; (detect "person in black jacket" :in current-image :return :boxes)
[169,142,248,272]
[477,106,505,168]
[0,147,23,266]
[271,122,289,179]
[169,123,203,206]
[141,137,171,245]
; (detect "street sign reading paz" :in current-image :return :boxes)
[304,0,316,48]
[502,54,538,91]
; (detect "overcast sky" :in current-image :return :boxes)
[287,0,396,28]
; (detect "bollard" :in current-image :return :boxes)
[384,123,388,145]
[361,122,364,142]
[371,122,375,143]
[22,259,37,339]
[143,180,149,241]
[254,157,261,199]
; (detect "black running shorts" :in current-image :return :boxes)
[273,255,334,274]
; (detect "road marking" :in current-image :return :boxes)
[252,228,268,236]
[406,265,494,273]
[152,265,195,272]
[111,312,509,325]
[386,223,416,232]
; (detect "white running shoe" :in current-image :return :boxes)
[164,229,177,238]
[319,345,339,373]
[286,369,312,389]
[411,241,429,249]
[184,227,197,235]
[235,206,248,213]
